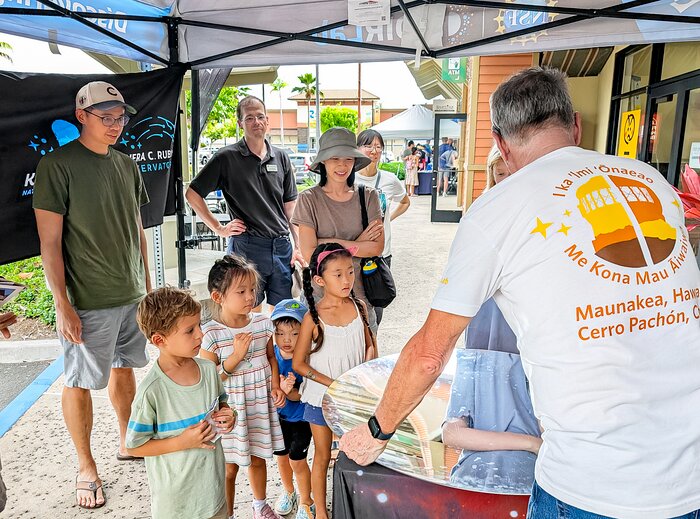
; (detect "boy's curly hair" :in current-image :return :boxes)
[137,287,201,339]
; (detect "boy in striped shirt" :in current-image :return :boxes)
[126,287,235,519]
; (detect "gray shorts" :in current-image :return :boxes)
[60,303,148,390]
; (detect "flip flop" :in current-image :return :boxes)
[116,452,144,461]
[75,477,106,509]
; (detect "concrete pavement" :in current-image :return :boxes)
[0,195,458,518]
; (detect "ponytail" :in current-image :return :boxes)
[302,266,325,354]
[350,290,376,354]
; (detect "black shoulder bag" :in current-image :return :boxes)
[357,185,396,308]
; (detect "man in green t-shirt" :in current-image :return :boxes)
[33,81,151,510]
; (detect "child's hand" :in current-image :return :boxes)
[212,407,236,434]
[178,421,216,450]
[271,388,286,408]
[233,332,253,358]
[279,372,295,395]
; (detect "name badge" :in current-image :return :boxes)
[266,164,278,173]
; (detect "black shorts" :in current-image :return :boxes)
[274,419,312,461]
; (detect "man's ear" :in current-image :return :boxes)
[151,333,165,347]
[573,112,583,146]
[492,131,511,165]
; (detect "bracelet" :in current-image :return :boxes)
[221,362,234,377]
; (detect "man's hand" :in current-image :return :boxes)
[57,304,82,344]
[291,248,306,268]
[357,220,384,243]
[270,388,286,408]
[339,423,389,466]
[216,218,247,238]
[212,407,236,434]
[0,312,17,339]
[178,421,217,450]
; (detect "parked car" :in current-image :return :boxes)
[288,152,317,184]
[199,146,221,165]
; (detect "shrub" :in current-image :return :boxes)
[0,257,56,327]
[378,161,405,181]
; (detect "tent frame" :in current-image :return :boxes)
[3,0,700,286]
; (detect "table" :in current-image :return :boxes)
[333,453,530,519]
[416,171,433,195]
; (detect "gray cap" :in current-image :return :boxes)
[309,127,371,173]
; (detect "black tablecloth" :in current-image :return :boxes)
[333,452,530,519]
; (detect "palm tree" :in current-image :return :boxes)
[270,78,287,148]
[292,73,322,134]
[0,41,12,62]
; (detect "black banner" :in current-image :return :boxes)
[0,67,185,265]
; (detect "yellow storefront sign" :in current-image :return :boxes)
[617,109,641,158]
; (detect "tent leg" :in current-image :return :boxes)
[174,107,190,289]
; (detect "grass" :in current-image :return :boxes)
[0,257,56,328]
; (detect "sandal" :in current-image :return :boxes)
[75,476,106,509]
[116,452,143,462]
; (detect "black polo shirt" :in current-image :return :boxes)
[189,138,297,238]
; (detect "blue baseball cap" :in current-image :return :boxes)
[271,299,308,323]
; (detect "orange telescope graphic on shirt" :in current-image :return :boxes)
[576,175,676,267]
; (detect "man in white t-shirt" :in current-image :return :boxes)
[340,67,700,519]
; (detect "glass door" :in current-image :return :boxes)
[432,114,467,223]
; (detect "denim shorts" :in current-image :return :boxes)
[227,234,293,306]
[527,481,700,519]
[60,303,148,390]
[302,404,327,426]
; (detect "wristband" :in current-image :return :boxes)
[221,362,234,377]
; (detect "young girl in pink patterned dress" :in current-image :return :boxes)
[200,255,286,519]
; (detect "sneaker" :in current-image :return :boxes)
[274,490,297,515]
[295,504,315,519]
[253,503,283,519]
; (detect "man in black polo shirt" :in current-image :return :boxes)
[186,96,302,307]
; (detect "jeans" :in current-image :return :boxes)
[227,234,293,306]
[528,481,700,519]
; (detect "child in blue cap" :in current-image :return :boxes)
[270,299,314,519]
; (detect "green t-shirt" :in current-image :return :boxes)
[126,358,227,519]
[33,139,149,310]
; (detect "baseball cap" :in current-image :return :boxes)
[271,299,308,323]
[75,81,137,115]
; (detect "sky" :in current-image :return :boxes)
[0,33,431,110]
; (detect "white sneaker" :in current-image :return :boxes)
[274,491,297,516]
[295,504,315,519]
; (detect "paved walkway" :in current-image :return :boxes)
[0,195,458,518]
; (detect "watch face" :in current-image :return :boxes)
[368,416,381,438]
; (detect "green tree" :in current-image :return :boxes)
[320,105,358,133]
[292,73,322,132]
[0,41,12,62]
[185,85,251,145]
[270,78,287,147]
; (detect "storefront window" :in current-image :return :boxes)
[662,42,700,81]
[621,46,652,94]
[648,94,677,180]
[679,89,700,187]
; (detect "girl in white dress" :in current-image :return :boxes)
[293,243,377,519]
[200,255,286,519]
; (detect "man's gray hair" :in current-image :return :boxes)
[236,95,266,120]
[490,67,574,143]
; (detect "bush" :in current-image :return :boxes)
[0,257,56,327]
[378,161,405,181]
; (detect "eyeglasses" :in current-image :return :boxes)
[361,145,383,151]
[85,110,130,127]
[243,114,267,124]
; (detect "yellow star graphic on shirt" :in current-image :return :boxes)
[557,223,572,236]
[530,218,553,239]
[563,209,572,217]
[672,199,681,209]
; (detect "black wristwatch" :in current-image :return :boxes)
[368,415,394,441]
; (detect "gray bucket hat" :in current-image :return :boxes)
[309,127,371,173]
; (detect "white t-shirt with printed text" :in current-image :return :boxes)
[432,146,700,518]
[356,170,407,257]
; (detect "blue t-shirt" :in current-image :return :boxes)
[274,345,306,422]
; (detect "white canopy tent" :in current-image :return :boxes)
[371,104,461,140]
[1,1,699,69]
